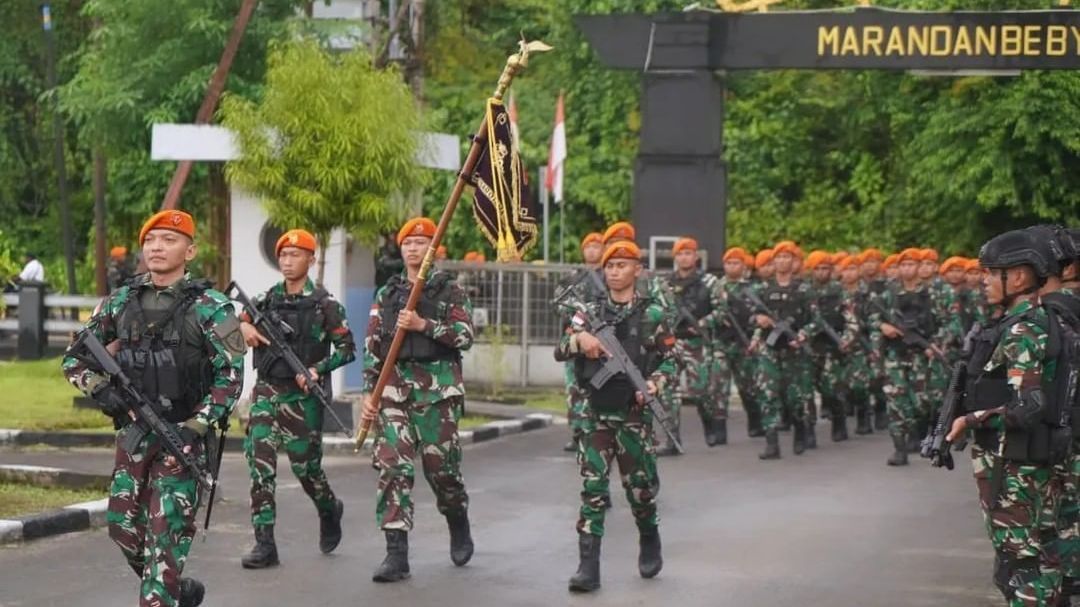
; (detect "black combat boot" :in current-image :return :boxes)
[887,433,909,466]
[703,418,718,447]
[178,577,205,607]
[855,406,873,435]
[747,406,765,437]
[446,510,474,566]
[714,419,727,446]
[805,419,817,450]
[638,526,663,579]
[759,428,781,460]
[240,525,279,569]
[793,421,807,455]
[373,530,410,582]
[319,498,344,554]
[568,533,602,592]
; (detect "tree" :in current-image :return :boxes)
[222,38,428,282]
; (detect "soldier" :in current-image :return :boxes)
[831,251,850,282]
[837,255,875,434]
[919,248,961,451]
[805,251,859,442]
[941,256,983,340]
[967,258,992,321]
[555,240,676,593]
[883,254,901,281]
[869,248,948,467]
[755,249,776,282]
[238,229,354,569]
[861,248,891,432]
[554,232,606,452]
[945,229,1066,606]
[667,237,728,447]
[750,241,816,459]
[359,217,476,583]
[718,247,764,437]
[61,210,245,607]
[107,246,133,291]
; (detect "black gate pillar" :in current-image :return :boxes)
[17,283,47,360]
[578,13,727,267]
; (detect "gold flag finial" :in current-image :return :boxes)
[493,38,553,100]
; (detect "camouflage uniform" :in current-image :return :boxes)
[716,276,762,435]
[860,277,892,430]
[62,273,245,607]
[807,280,860,433]
[924,277,962,427]
[839,285,875,430]
[553,268,606,439]
[363,269,473,531]
[555,292,676,536]
[665,270,727,440]
[963,300,1062,606]
[750,278,817,440]
[244,279,356,529]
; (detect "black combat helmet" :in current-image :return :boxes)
[1022,224,1070,277]
[979,228,1055,280]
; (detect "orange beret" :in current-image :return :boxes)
[939,256,968,275]
[581,232,603,249]
[602,241,642,266]
[919,248,939,262]
[755,249,775,268]
[275,229,318,256]
[882,253,900,269]
[436,245,448,259]
[965,258,982,272]
[804,250,833,270]
[724,247,750,263]
[897,248,923,263]
[109,246,127,259]
[836,255,859,270]
[773,241,802,258]
[397,217,437,245]
[859,248,885,263]
[139,210,195,244]
[602,222,636,245]
[463,251,484,262]
[831,251,850,264]
[672,237,698,254]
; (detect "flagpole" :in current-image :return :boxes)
[541,166,550,263]
[355,39,551,452]
[559,199,565,264]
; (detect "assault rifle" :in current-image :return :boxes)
[73,330,214,493]
[557,292,684,454]
[870,299,945,359]
[202,415,229,536]
[812,310,872,353]
[723,308,751,349]
[227,282,352,437]
[742,287,812,354]
[919,360,968,470]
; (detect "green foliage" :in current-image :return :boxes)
[222,37,427,279]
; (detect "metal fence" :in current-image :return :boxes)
[438,261,587,346]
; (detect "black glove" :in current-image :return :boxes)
[91,385,127,419]
[177,426,202,450]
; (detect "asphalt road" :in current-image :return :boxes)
[0,413,998,606]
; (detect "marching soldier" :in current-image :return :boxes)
[554,232,606,452]
[883,254,901,281]
[755,249,776,282]
[918,249,960,447]
[238,229,354,569]
[861,248,891,432]
[359,217,476,583]
[62,210,245,607]
[837,255,875,434]
[718,247,764,437]
[555,240,676,593]
[107,246,133,291]
[805,251,859,442]
[750,241,816,459]
[945,229,1066,606]
[667,237,728,446]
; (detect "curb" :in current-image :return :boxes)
[0,497,108,544]
[0,464,111,490]
[0,412,556,456]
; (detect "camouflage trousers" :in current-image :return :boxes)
[811,350,848,419]
[676,337,724,422]
[925,357,949,421]
[840,349,874,416]
[1051,449,1080,580]
[881,349,928,440]
[564,362,589,437]
[107,426,203,607]
[971,445,1062,606]
[244,381,337,528]
[372,395,468,531]
[753,347,814,431]
[718,343,759,420]
[577,410,660,537]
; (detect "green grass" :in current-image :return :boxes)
[459,414,494,429]
[0,358,113,431]
[0,482,107,519]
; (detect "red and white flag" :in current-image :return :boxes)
[545,92,566,204]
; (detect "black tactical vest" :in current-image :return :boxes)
[1043,292,1080,440]
[886,288,934,352]
[253,287,332,382]
[379,272,460,362]
[761,279,808,347]
[670,272,710,337]
[115,278,214,423]
[813,285,844,347]
[718,283,754,342]
[576,300,649,414]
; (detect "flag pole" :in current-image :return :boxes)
[355,39,552,452]
[541,166,550,263]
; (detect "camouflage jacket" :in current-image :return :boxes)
[748,277,820,347]
[246,278,357,377]
[61,272,245,432]
[362,269,474,403]
[867,282,961,352]
[807,280,860,353]
[979,299,1052,432]
[554,290,677,420]
[661,269,727,347]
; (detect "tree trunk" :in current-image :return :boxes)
[93,147,108,295]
